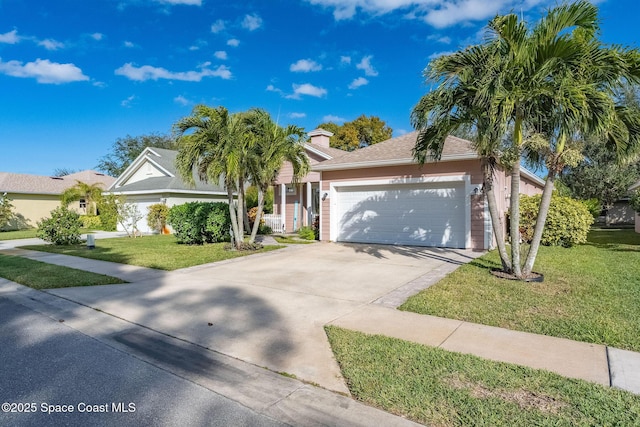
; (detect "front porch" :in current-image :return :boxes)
[272,182,320,233]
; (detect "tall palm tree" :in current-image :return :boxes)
[174,105,251,249]
[243,109,309,243]
[61,181,105,216]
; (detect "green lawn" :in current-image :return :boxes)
[273,236,316,244]
[21,234,282,270]
[0,229,38,240]
[0,254,124,289]
[400,229,640,351]
[326,326,640,427]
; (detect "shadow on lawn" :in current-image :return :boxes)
[20,243,134,265]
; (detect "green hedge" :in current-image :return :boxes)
[80,215,102,230]
[520,194,593,247]
[167,202,231,244]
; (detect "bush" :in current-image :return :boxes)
[80,215,102,230]
[581,198,601,219]
[223,241,263,251]
[0,193,15,230]
[630,189,640,214]
[37,207,82,245]
[519,194,593,247]
[147,203,169,233]
[98,195,119,231]
[298,226,315,240]
[167,202,231,244]
[258,224,273,235]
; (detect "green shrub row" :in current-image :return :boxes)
[167,202,231,244]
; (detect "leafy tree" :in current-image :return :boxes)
[96,133,176,177]
[630,189,640,213]
[174,105,250,249]
[61,181,106,216]
[0,193,14,230]
[318,115,392,151]
[246,186,274,214]
[116,200,144,238]
[52,168,78,177]
[412,1,640,279]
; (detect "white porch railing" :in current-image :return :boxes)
[262,214,284,233]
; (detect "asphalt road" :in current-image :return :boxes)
[0,297,287,427]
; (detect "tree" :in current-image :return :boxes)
[412,1,640,279]
[96,133,176,177]
[318,115,392,151]
[52,168,78,177]
[61,181,106,216]
[116,200,144,238]
[0,193,14,230]
[174,105,250,249]
[244,108,309,243]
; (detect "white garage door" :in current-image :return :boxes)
[116,198,158,234]
[335,182,466,248]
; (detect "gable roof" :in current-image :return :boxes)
[304,142,348,160]
[109,147,226,195]
[313,131,477,171]
[0,170,114,195]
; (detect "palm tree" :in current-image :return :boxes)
[61,181,105,216]
[243,109,309,243]
[174,105,251,249]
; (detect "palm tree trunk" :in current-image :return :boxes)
[227,187,241,247]
[510,117,524,278]
[249,186,265,243]
[482,158,512,272]
[235,179,246,248]
[522,173,555,275]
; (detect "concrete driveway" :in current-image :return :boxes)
[48,242,478,393]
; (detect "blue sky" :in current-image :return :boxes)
[1,0,638,176]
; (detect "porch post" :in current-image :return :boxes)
[306,181,312,227]
[280,183,286,232]
[298,184,303,228]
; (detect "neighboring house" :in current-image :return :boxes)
[272,128,348,232]
[107,147,228,233]
[275,129,545,251]
[630,180,640,234]
[0,170,114,230]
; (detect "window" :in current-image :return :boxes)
[79,199,87,209]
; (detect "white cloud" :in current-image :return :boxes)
[266,84,284,95]
[188,45,199,51]
[424,0,507,28]
[322,114,346,123]
[289,112,306,118]
[227,38,240,47]
[340,56,351,65]
[356,55,378,76]
[211,19,226,33]
[214,51,228,60]
[0,58,89,84]
[124,41,135,48]
[90,32,104,41]
[438,36,451,44]
[290,59,322,72]
[157,0,202,5]
[348,76,369,89]
[121,95,136,107]
[286,83,327,99]
[38,39,64,50]
[241,14,263,31]
[0,30,20,44]
[174,95,190,106]
[115,63,232,82]
[428,50,454,59]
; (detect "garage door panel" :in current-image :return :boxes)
[336,183,466,248]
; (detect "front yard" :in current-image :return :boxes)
[21,234,282,270]
[0,229,38,240]
[400,229,640,351]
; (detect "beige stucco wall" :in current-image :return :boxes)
[5,193,61,229]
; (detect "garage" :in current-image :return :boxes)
[333,181,467,248]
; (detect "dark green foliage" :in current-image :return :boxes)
[581,198,602,219]
[97,194,119,231]
[520,194,593,247]
[297,226,315,240]
[167,202,231,244]
[80,215,102,230]
[258,224,272,235]
[96,133,176,176]
[223,241,263,251]
[0,194,14,230]
[630,189,640,213]
[36,207,82,245]
[146,203,169,232]
[245,186,274,213]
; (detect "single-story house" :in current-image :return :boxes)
[274,129,545,251]
[107,147,228,233]
[0,170,114,230]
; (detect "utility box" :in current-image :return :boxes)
[86,234,95,249]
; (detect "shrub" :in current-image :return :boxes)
[147,203,169,233]
[581,198,602,219]
[630,189,640,214]
[0,193,15,230]
[519,194,593,247]
[80,215,102,230]
[167,202,231,244]
[37,207,82,245]
[98,194,119,231]
[298,226,315,240]
[223,241,263,251]
[258,224,273,235]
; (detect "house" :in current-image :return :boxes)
[274,129,545,250]
[631,180,640,234]
[0,170,114,230]
[107,147,227,233]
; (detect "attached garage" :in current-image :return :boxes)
[331,178,469,249]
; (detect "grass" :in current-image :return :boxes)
[326,326,640,427]
[0,229,38,240]
[0,253,124,289]
[21,234,282,271]
[400,229,640,351]
[273,236,316,244]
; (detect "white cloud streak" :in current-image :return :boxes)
[356,55,378,76]
[214,51,228,60]
[322,114,346,123]
[38,39,64,50]
[289,112,307,118]
[0,30,20,44]
[286,83,327,99]
[227,38,240,47]
[290,59,322,72]
[115,63,232,81]
[157,0,202,5]
[241,14,263,31]
[348,76,369,89]
[174,95,190,105]
[0,58,89,84]
[211,20,226,33]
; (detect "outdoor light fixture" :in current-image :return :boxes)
[322,192,328,201]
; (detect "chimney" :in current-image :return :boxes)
[308,128,333,148]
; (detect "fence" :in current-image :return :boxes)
[262,214,284,233]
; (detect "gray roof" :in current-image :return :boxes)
[0,170,114,195]
[314,131,476,170]
[306,142,349,159]
[110,147,226,194]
